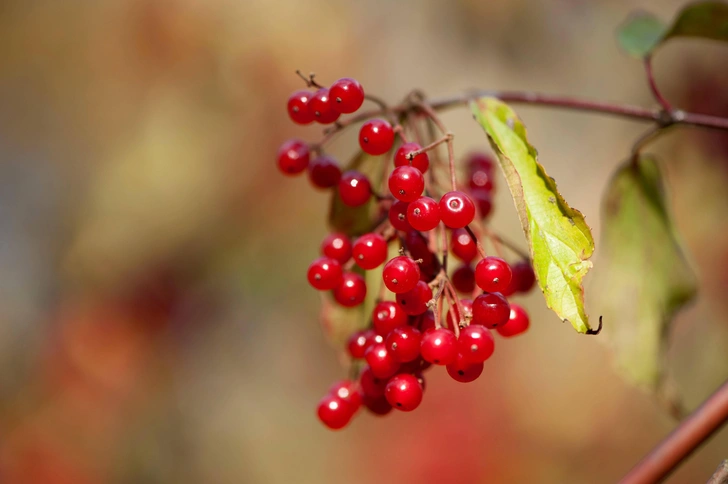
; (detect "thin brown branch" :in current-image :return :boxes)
[620,378,728,484]
[644,56,672,112]
[707,460,728,484]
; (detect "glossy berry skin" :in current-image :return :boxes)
[470,188,493,219]
[308,155,342,189]
[287,90,314,125]
[396,280,433,316]
[389,166,425,203]
[364,395,392,416]
[451,264,476,294]
[417,310,436,334]
[364,343,400,379]
[385,374,423,412]
[347,329,381,359]
[386,326,422,362]
[451,228,478,263]
[439,191,475,228]
[469,170,494,191]
[329,380,363,412]
[382,256,421,294]
[475,256,513,293]
[360,365,388,398]
[420,328,458,365]
[277,139,310,175]
[472,292,510,329]
[497,303,530,337]
[338,171,371,207]
[394,142,430,173]
[388,201,412,231]
[512,260,536,293]
[446,353,484,383]
[353,233,388,270]
[457,324,495,364]
[407,197,440,231]
[359,119,395,155]
[333,272,367,307]
[309,88,341,124]
[446,298,473,328]
[321,233,352,265]
[317,394,353,430]
[307,257,342,290]
[372,301,409,335]
[329,77,365,114]
[467,152,495,174]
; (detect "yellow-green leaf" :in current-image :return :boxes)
[470,98,596,334]
[592,156,697,387]
[617,1,728,58]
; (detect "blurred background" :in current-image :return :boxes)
[1,0,727,482]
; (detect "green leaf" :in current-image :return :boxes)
[665,1,728,43]
[617,2,728,58]
[470,98,596,334]
[617,12,666,58]
[592,156,697,387]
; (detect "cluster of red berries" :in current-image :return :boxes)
[277,76,536,430]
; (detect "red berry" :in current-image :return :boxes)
[363,395,392,416]
[317,394,353,430]
[287,90,314,125]
[360,365,388,397]
[308,155,342,189]
[513,260,536,293]
[475,256,512,293]
[321,233,352,264]
[396,280,433,316]
[338,170,371,206]
[352,233,388,270]
[407,197,440,231]
[417,310,437,334]
[307,257,342,290]
[382,256,420,293]
[446,353,484,383]
[457,324,495,364]
[388,200,412,231]
[469,170,494,191]
[497,303,530,337]
[404,230,433,263]
[386,326,422,362]
[439,191,475,228]
[420,328,458,365]
[446,298,473,328]
[277,139,310,175]
[372,301,408,335]
[394,142,430,173]
[451,264,476,294]
[389,166,425,203]
[309,88,341,124]
[359,119,395,155]
[451,228,478,262]
[472,292,510,329]
[329,380,363,412]
[385,374,423,411]
[466,152,495,174]
[347,329,381,359]
[470,188,493,219]
[333,272,367,307]
[330,77,365,114]
[364,342,400,379]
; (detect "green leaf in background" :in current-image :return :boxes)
[617,1,728,58]
[592,156,697,387]
[617,12,666,58]
[470,98,596,334]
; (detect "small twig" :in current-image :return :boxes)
[408,133,453,159]
[295,70,324,89]
[631,125,668,161]
[464,225,488,259]
[414,102,458,191]
[707,460,728,484]
[644,56,672,112]
[620,378,728,484]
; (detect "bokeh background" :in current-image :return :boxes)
[1,0,728,483]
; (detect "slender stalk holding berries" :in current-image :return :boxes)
[413,102,458,191]
[464,225,488,260]
[644,56,672,112]
[408,134,453,160]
